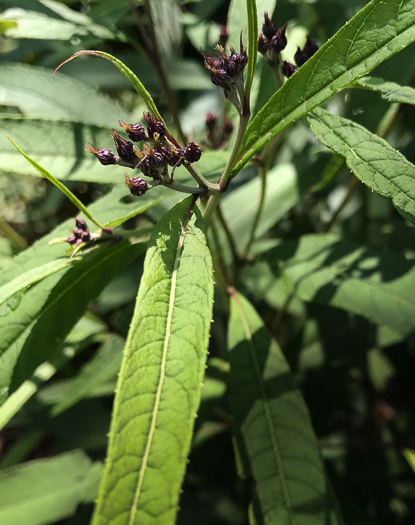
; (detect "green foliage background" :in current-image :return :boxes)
[1,0,415,524]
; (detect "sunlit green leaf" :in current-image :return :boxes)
[308,107,415,225]
[0,450,101,525]
[0,64,127,126]
[355,76,415,105]
[92,197,214,525]
[0,239,146,405]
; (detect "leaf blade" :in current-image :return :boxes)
[269,234,415,341]
[355,75,415,105]
[92,197,214,525]
[228,292,342,525]
[308,107,415,225]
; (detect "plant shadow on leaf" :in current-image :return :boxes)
[232,323,340,524]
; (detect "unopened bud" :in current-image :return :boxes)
[183,142,202,163]
[282,61,297,78]
[75,218,88,231]
[66,218,92,246]
[125,174,150,196]
[295,35,318,67]
[262,13,276,39]
[84,145,118,166]
[143,112,165,138]
[119,120,147,142]
[111,130,136,164]
[271,25,287,53]
[258,34,270,55]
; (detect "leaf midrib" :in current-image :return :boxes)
[128,218,188,525]
[231,294,296,525]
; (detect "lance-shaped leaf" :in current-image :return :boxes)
[0,64,127,126]
[0,239,146,405]
[269,234,415,341]
[233,0,415,176]
[308,107,415,225]
[228,291,342,525]
[0,450,102,525]
[92,197,214,525]
[355,76,415,105]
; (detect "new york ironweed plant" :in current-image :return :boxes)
[1,1,415,524]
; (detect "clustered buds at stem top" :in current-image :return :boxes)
[258,12,319,82]
[66,218,92,246]
[84,113,204,197]
[282,35,319,78]
[202,36,248,114]
[294,34,319,67]
[258,13,287,73]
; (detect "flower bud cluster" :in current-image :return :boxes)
[258,13,319,80]
[202,36,248,113]
[66,218,92,246]
[85,112,202,197]
[258,13,287,66]
[282,35,319,78]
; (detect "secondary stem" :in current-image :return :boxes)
[204,113,250,223]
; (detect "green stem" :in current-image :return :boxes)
[242,164,267,258]
[184,164,220,193]
[0,218,27,251]
[216,203,240,269]
[160,180,206,195]
[204,113,250,223]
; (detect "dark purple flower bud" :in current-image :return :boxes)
[183,142,202,163]
[223,118,234,136]
[84,145,118,166]
[262,12,276,39]
[66,218,92,246]
[271,25,287,53]
[119,120,147,142]
[125,174,150,196]
[81,230,91,242]
[295,35,319,66]
[206,112,217,130]
[111,130,136,164]
[229,46,248,74]
[219,25,229,47]
[169,146,184,167]
[258,34,270,54]
[75,218,88,231]
[143,112,165,139]
[282,61,298,78]
[294,47,306,67]
[66,234,78,245]
[303,34,319,59]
